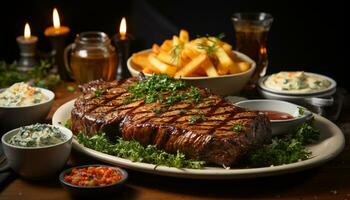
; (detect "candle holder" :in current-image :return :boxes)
[16,36,38,71]
[113,33,133,80]
[44,30,71,80]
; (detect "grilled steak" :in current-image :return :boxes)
[71,76,271,166]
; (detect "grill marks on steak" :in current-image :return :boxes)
[71,78,271,166]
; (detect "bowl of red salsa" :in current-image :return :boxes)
[235,99,313,135]
[59,165,128,197]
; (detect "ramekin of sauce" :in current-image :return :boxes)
[59,165,128,197]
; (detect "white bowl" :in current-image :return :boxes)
[258,72,337,96]
[0,87,55,132]
[127,50,256,96]
[258,86,336,104]
[1,125,73,179]
[257,73,337,104]
[235,99,313,135]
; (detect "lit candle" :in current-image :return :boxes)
[44,8,71,80]
[17,23,38,44]
[44,8,70,36]
[119,17,127,40]
[113,17,132,80]
[16,23,38,69]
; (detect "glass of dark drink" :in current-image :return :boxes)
[231,12,273,89]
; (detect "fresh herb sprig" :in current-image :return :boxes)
[77,132,205,169]
[196,33,226,56]
[0,59,60,89]
[248,122,320,167]
[170,44,182,63]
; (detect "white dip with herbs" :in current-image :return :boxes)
[0,82,48,107]
[264,71,331,92]
[8,124,66,147]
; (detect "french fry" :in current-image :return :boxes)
[173,36,181,47]
[189,66,206,77]
[157,52,175,65]
[131,52,153,69]
[142,67,154,74]
[152,44,160,54]
[214,46,240,74]
[182,47,199,60]
[201,57,219,77]
[237,62,251,72]
[148,54,177,76]
[160,40,173,52]
[222,43,232,53]
[175,54,207,77]
[179,29,189,43]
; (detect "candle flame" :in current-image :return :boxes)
[119,17,127,37]
[24,23,31,38]
[53,8,61,28]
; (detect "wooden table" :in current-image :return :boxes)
[1,83,349,200]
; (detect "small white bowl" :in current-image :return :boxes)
[257,73,337,104]
[1,125,73,179]
[235,99,313,135]
[0,87,55,131]
[127,49,256,96]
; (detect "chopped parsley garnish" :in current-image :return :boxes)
[248,122,320,167]
[298,107,305,116]
[77,132,205,169]
[189,114,206,124]
[64,119,71,129]
[94,89,103,97]
[125,74,201,106]
[230,124,243,132]
[152,107,167,114]
[179,109,188,115]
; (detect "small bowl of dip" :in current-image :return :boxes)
[235,99,313,135]
[0,82,55,132]
[1,123,73,179]
[59,165,128,197]
[257,71,337,103]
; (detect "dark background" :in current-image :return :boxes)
[0,0,346,89]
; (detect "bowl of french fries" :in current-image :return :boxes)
[128,30,256,95]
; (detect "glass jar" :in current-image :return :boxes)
[64,32,117,84]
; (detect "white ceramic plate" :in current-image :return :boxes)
[258,72,337,96]
[52,100,345,179]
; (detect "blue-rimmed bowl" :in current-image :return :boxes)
[59,164,128,197]
[235,99,313,135]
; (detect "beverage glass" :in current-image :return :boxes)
[64,32,117,84]
[231,12,273,88]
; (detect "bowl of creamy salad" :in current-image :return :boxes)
[259,71,336,95]
[1,123,72,179]
[0,82,55,131]
[257,72,337,102]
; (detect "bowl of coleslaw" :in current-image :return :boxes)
[0,82,55,132]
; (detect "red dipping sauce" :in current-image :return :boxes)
[259,110,294,121]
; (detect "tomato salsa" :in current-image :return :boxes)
[259,110,294,120]
[64,166,123,187]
